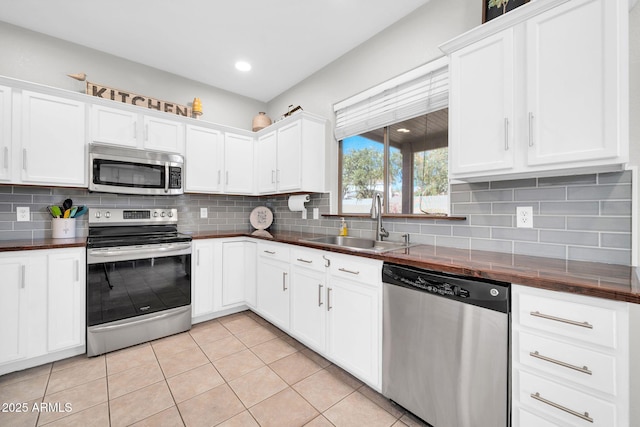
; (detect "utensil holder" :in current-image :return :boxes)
[52,218,76,239]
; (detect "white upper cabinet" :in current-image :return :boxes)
[18,91,86,186]
[0,85,12,182]
[255,112,327,194]
[185,125,224,193]
[90,104,184,154]
[224,132,255,194]
[443,0,628,181]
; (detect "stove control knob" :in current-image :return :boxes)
[153,212,159,217]
[105,211,111,218]
[95,211,101,218]
[161,212,166,217]
[168,212,174,217]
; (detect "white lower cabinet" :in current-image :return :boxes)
[511,284,630,427]
[0,248,85,376]
[288,247,382,390]
[256,242,291,330]
[191,238,255,324]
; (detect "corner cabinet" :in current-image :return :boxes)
[0,247,85,376]
[224,132,255,195]
[442,0,628,181]
[511,284,632,427]
[256,112,327,194]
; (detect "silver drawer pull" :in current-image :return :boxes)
[529,351,592,375]
[530,311,593,329]
[338,267,360,275]
[282,272,288,291]
[263,250,276,255]
[530,392,593,423]
[318,284,323,307]
[297,258,313,264]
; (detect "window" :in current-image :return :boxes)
[334,57,449,216]
[339,109,449,215]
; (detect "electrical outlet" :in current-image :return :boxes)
[313,208,319,220]
[17,207,30,222]
[200,207,208,219]
[301,209,307,220]
[516,206,533,228]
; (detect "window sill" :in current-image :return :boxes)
[323,214,466,221]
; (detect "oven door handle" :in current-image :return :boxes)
[164,162,170,193]
[88,242,192,263]
[89,305,191,333]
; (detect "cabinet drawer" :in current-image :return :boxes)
[517,370,616,427]
[257,242,289,262]
[515,331,616,395]
[329,254,381,286]
[291,247,327,272]
[514,405,562,427]
[515,290,618,348]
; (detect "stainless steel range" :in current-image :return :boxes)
[86,208,192,357]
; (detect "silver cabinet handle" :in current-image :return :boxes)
[327,287,332,311]
[528,112,534,147]
[271,170,275,184]
[323,255,330,267]
[197,249,200,266]
[264,250,276,255]
[530,392,593,423]
[338,267,359,275]
[282,272,288,291]
[21,264,26,288]
[504,117,509,151]
[22,148,27,170]
[74,260,79,282]
[318,284,323,307]
[296,258,312,264]
[3,146,8,169]
[529,351,592,375]
[530,311,593,329]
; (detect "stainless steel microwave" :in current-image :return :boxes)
[89,144,184,195]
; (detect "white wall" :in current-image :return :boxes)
[0,21,266,130]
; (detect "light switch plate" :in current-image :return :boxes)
[200,208,207,219]
[516,206,533,228]
[17,207,30,222]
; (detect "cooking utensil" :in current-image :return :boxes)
[63,209,71,218]
[73,205,88,218]
[69,206,78,218]
[62,199,73,212]
[49,205,62,218]
[47,206,60,218]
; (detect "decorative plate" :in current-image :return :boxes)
[249,206,273,230]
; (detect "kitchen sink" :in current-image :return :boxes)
[300,235,413,254]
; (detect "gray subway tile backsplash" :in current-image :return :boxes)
[0,170,634,266]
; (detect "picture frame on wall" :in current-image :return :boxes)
[483,0,530,23]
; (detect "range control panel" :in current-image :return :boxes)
[88,208,178,226]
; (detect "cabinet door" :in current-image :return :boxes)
[90,104,138,148]
[449,29,515,176]
[143,115,184,154]
[20,91,86,186]
[327,277,380,387]
[224,133,254,194]
[185,125,224,193]
[47,249,85,352]
[192,240,216,320]
[290,267,326,352]
[0,85,11,181]
[256,259,290,329]
[525,0,621,166]
[256,131,277,194]
[221,241,248,308]
[0,256,28,364]
[276,121,302,192]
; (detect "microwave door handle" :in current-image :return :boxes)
[164,162,169,193]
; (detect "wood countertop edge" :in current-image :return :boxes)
[1,232,637,304]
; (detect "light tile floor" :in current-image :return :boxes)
[0,310,428,427]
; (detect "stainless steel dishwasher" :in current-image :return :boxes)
[382,262,510,427]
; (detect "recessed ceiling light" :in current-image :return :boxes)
[397,128,411,133]
[235,61,252,72]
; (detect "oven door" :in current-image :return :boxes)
[87,242,192,328]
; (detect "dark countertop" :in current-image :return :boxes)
[4,232,638,304]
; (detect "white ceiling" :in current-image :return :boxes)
[0,0,432,102]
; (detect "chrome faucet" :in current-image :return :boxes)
[370,193,389,241]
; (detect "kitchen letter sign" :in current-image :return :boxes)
[86,82,192,117]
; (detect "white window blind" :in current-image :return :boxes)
[334,57,448,140]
